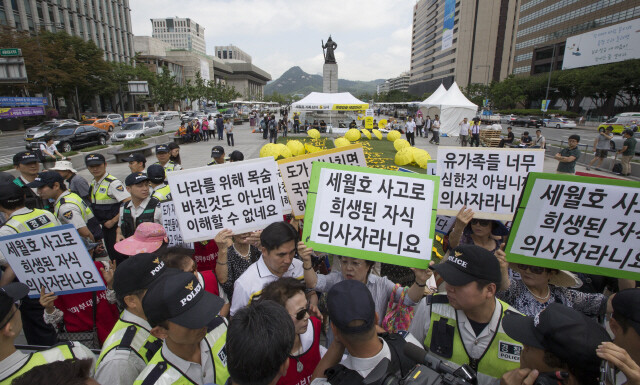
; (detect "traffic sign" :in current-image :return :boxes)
[0,49,22,57]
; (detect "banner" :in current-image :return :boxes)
[541,100,550,112]
[167,158,283,242]
[303,163,439,269]
[0,106,44,118]
[0,97,47,106]
[160,201,192,248]
[506,173,640,280]
[0,225,105,298]
[442,0,455,50]
[278,144,367,219]
[437,147,545,220]
[365,116,374,130]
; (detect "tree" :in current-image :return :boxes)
[152,67,180,109]
[462,83,490,107]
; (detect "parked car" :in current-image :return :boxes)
[598,113,640,134]
[110,121,163,142]
[164,111,180,119]
[80,118,115,132]
[610,132,640,156]
[125,114,144,123]
[97,113,123,126]
[513,116,542,128]
[24,120,78,142]
[29,125,109,153]
[150,115,165,127]
[546,117,576,129]
[180,111,199,122]
[222,111,237,119]
[500,114,518,124]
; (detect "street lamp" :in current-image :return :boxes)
[542,44,557,119]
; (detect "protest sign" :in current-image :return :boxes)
[302,162,439,268]
[277,169,292,215]
[278,144,367,219]
[0,224,105,298]
[167,158,283,242]
[436,147,544,220]
[427,160,436,176]
[506,173,640,280]
[160,201,192,248]
[434,215,455,235]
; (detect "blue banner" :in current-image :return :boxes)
[442,0,456,50]
[0,97,48,107]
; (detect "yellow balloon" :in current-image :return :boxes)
[412,148,431,168]
[394,147,414,166]
[259,143,278,159]
[394,139,410,151]
[307,129,321,139]
[345,128,361,142]
[372,129,383,140]
[361,129,371,139]
[275,143,293,158]
[335,137,351,148]
[305,143,322,153]
[379,119,388,129]
[286,140,305,156]
[387,130,401,142]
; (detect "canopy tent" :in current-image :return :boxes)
[420,83,448,106]
[292,92,369,111]
[419,82,477,137]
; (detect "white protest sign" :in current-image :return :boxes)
[437,147,544,220]
[302,163,439,269]
[427,160,436,176]
[0,224,105,298]
[434,215,455,235]
[278,144,367,219]
[506,173,640,280]
[277,169,292,215]
[160,201,192,248]
[167,157,283,242]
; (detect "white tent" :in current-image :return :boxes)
[421,82,478,137]
[418,83,448,120]
[291,92,368,111]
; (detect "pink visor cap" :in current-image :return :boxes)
[115,222,168,256]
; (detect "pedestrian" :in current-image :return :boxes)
[122,153,146,174]
[405,116,416,146]
[261,115,269,139]
[192,119,201,142]
[520,131,532,147]
[225,119,235,146]
[185,120,194,143]
[555,134,581,174]
[207,146,225,166]
[533,129,546,149]
[617,129,636,176]
[469,117,481,147]
[116,172,161,243]
[586,127,612,171]
[167,142,181,165]
[498,126,515,148]
[147,164,171,202]
[39,136,65,161]
[49,160,91,202]
[269,115,278,144]
[424,115,432,135]
[216,114,225,140]
[12,151,48,210]
[415,114,424,137]
[154,144,182,173]
[429,114,440,144]
[448,205,509,252]
[459,117,470,147]
[201,116,209,141]
[293,113,300,133]
[214,229,261,300]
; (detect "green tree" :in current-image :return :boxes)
[152,67,180,109]
[462,83,490,107]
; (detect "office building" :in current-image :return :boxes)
[215,45,252,63]
[378,72,410,94]
[151,17,206,56]
[0,0,134,62]
[134,36,184,85]
[408,0,518,96]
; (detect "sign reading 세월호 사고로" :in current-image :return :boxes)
[0,224,105,298]
[302,162,439,269]
[436,147,545,220]
[278,144,367,219]
[506,173,640,281]
[167,157,284,243]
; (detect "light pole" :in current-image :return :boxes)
[542,44,557,119]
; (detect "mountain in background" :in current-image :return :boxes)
[265,66,385,96]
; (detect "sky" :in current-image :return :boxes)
[130,0,416,82]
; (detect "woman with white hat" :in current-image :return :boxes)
[49,160,90,201]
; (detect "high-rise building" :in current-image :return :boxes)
[408,0,519,96]
[512,1,640,76]
[215,45,252,64]
[378,72,410,94]
[0,0,134,62]
[151,17,206,56]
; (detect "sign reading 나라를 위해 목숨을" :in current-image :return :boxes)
[302,163,439,269]
[278,144,367,219]
[506,173,640,281]
[167,157,284,243]
[0,225,105,298]
[436,147,545,220]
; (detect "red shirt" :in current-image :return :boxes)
[53,261,120,344]
[277,317,322,385]
[200,270,220,296]
[194,239,219,272]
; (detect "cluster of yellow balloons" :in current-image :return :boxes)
[259,140,323,160]
[394,146,431,168]
[334,128,385,148]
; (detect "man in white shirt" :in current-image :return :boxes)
[405,117,416,146]
[534,129,546,149]
[459,118,470,147]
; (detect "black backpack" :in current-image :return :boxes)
[612,163,622,173]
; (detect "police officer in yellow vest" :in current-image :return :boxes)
[86,154,130,264]
[147,164,171,202]
[0,282,95,384]
[0,183,59,346]
[409,245,523,385]
[134,271,230,385]
[154,144,182,174]
[95,253,168,385]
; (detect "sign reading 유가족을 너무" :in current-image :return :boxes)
[436,147,545,220]
[302,162,439,269]
[0,224,105,298]
[167,157,284,243]
[506,173,640,281]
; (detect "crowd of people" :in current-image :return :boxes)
[0,113,636,385]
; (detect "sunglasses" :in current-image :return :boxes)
[470,219,491,227]
[292,302,311,321]
[0,301,21,329]
[517,264,547,274]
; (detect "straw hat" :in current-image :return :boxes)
[48,160,77,173]
[512,265,581,288]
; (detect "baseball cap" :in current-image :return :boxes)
[229,150,244,162]
[211,146,224,158]
[125,172,148,186]
[13,151,39,165]
[167,142,179,150]
[502,303,610,372]
[327,280,375,334]
[0,183,24,204]
[0,282,29,320]
[155,144,169,154]
[142,271,225,329]
[48,160,77,173]
[612,288,640,336]
[122,153,146,163]
[115,222,168,256]
[432,244,501,287]
[26,171,65,188]
[146,164,165,184]
[84,153,106,166]
[113,253,167,299]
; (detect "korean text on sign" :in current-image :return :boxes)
[167,158,284,242]
[0,224,105,298]
[436,147,544,220]
[303,162,439,269]
[278,144,367,219]
[161,201,192,248]
[506,173,640,281]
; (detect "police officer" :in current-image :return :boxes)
[208,146,225,165]
[147,164,171,202]
[133,271,230,385]
[12,151,48,210]
[123,153,147,174]
[28,171,101,242]
[0,282,95,383]
[86,154,130,264]
[116,173,161,243]
[409,244,523,385]
[154,144,182,173]
[95,254,168,385]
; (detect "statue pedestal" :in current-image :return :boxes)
[323,63,338,93]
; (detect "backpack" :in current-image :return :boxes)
[269,120,276,132]
[612,163,622,173]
